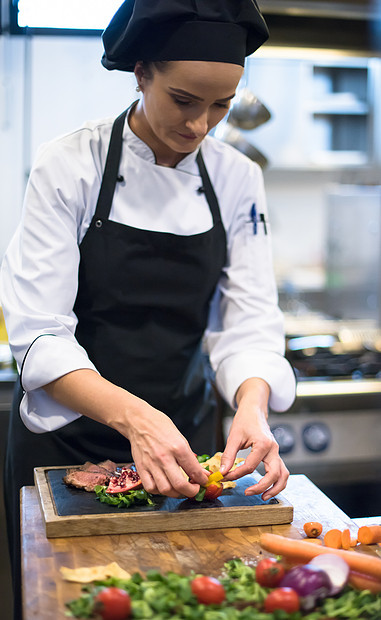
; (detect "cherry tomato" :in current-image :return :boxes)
[264,587,300,614]
[255,557,285,588]
[204,483,223,500]
[191,576,226,605]
[94,587,131,620]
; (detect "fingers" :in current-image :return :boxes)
[220,425,289,501]
[219,444,239,477]
[138,464,201,498]
[127,404,210,498]
[134,444,209,499]
[178,451,210,487]
[244,461,289,500]
[221,436,273,482]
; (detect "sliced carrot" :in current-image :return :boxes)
[341,529,351,550]
[260,533,381,581]
[304,538,323,545]
[324,528,342,549]
[350,537,358,547]
[348,571,381,594]
[303,521,323,538]
[357,525,381,545]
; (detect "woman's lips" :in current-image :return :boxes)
[178,132,198,141]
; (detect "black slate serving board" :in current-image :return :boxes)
[34,466,294,538]
[47,468,278,516]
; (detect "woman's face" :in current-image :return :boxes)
[133,60,244,162]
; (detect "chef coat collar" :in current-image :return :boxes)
[125,105,200,172]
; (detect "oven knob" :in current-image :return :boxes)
[302,422,331,453]
[271,424,296,455]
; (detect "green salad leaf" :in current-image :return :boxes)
[94,485,155,509]
[197,454,211,463]
[65,558,381,619]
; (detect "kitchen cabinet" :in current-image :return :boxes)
[242,54,381,170]
[21,475,370,620]
[306,60,373,166]
[0,379,15,620]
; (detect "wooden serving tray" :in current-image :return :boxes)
[34,465,293,538]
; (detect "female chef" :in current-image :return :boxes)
[1,0,296,615]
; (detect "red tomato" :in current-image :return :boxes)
[264,587,300,614]
[255,557,285,588]
[191,576,226,605]
[204,483,223,500]
[94,587,131,620]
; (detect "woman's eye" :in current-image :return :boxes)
[173,97,192,106]
[215,102,230,109]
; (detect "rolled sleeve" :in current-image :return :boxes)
[215,350,296,412]
[20,334,98,392]
[0,134,101,432]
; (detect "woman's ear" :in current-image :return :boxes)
[134,61,145,92]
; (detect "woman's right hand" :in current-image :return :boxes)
[122,402,210,498]
[43,369,209,498]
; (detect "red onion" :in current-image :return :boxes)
[280,564,332,610]
[309,554,350,595]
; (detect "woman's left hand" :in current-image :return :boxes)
[219,378,289,501]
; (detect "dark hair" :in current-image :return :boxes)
[139,61,171,80]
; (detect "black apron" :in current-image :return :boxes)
[4,109,227,619]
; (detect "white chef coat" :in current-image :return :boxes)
[0,111,296,433]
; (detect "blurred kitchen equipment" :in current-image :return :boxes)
[224,317,381,518]
[324,185,381,323]
[228,88,272,130]
[214,122,269,168]
[214,86,272,168]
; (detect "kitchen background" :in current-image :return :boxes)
[0,2,381,616]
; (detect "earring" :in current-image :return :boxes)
[136,85,141,92]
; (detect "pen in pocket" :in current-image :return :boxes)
[250,204,268,235]
[250,203,257,235]
[259,213,268,235]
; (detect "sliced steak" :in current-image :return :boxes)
[63,460,118,492]
[96,460,118,475]
[63,468,110,492]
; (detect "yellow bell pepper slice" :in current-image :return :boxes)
[206,471,224,486]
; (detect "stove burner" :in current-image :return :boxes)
[287,348,381,380]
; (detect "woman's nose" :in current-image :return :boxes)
[185,112,208,136]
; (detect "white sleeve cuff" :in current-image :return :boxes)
[20,334,98,391]
[215,350,296,412]
[19,334,99,433]
[19,389,82,433]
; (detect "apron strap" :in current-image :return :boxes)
[93,108,223,227]
[196,149,222,226]
[93,108,128,221]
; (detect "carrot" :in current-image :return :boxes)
[350,537,358,547]
[303,521,323,538]
[260,533,381,581]
[304,538,323,545]
[341,529,351,550]
[357,525,381,545]
[348,571,381,594]
[324,528,342,549]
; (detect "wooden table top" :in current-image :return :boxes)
[21,474,378,620]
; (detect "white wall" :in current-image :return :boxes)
[0,34,136,261]
[0,36,25,258]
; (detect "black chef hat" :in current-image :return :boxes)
[102,0,269,72]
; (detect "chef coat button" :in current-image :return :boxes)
[95,219,103,228]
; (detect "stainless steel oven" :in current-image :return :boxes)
[223,320,381,518]
[268,381,381,518]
